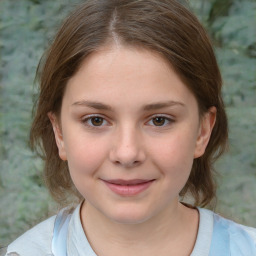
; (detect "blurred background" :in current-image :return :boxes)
[0,0,255,247]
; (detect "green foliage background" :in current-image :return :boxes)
[0,0,255,247]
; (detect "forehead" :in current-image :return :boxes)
[63,45,198,111]
[74,45,173,84]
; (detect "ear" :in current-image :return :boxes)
[48,112,67,161]
[194,107,216,158]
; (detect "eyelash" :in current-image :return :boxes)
[81,115,110,128]
[81,114,174,128]
[146,115,174,127]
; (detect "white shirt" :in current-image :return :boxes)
[4,204,256,256]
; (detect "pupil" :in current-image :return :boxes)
[92,117,103,126]
[153,117,165,126]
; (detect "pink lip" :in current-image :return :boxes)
[102,179,155,196]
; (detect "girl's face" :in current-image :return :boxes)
[50,46,215,224]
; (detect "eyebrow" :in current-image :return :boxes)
[72,100,185,111]
[143,101,185,111]
[72,100,113,111]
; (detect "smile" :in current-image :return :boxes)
[102,179,155,196]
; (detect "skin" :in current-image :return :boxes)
[49,45,216,256]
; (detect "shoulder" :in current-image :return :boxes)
[211,211,256,255]
[213,212,256,241]
[5,215,56,256]
[239,224,256,243]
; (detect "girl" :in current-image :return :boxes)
[3,0,256,255]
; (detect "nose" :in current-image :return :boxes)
[109,126,146,168]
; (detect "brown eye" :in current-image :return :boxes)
[82,115,109,128]
[152,117,166,126]
[91,117,104,126]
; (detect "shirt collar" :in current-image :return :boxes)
[66,204,213,256]
[67,202,97,256]
[190,208,214,256]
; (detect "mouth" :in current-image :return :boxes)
[101,179,155,196]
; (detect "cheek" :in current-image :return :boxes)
[63,135,110,199]
[64,133,109,178]
[149,130,197,177]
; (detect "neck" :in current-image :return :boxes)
[80,200,199,256]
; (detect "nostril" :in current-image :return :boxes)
[114,159,141,168]
[109,142,146,167]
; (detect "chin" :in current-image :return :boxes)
[106,206,154,225]
[111,215,150,225]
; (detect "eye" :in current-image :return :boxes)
[82,115,109,127]
[147,115,173,127]
[90,117,104,126]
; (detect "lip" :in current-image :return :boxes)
[102,179,155,196]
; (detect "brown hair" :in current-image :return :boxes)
[30,0,228,207]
